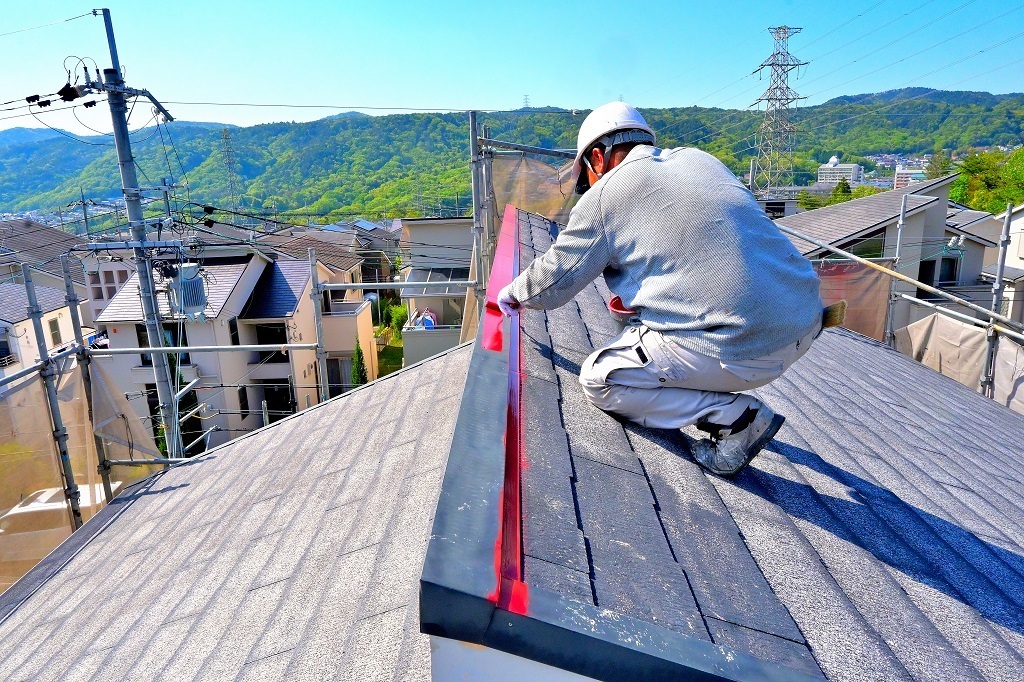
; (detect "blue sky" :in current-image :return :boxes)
[1,1,1022,135]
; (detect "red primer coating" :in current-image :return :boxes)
[483,207,527,614]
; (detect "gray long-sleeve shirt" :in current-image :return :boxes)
[509,146,823,361]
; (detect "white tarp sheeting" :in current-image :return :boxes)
[896,311,1024,415]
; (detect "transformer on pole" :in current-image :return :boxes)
[751,26,807,199]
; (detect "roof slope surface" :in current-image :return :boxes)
[242,259,312,319]
[95,258,251,323]
[0,281,66,324]
[0,219,86,284]
[0,343,472,681]
[515,210,1024,681]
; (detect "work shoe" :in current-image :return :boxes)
[689,400,785,477]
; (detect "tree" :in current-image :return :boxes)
[851,185,880,199]
[389,304,409,339]
[926,148,953,179]
[829,179,852,204]
[797,190,826,210]
[350,339,368,387]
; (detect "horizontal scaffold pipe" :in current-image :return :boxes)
[477,137,576,159]
[320,281,476,291]
[89,343,317,355]
[776,223,1024,332]
[0,361,46,388]
[899,293,1024,346]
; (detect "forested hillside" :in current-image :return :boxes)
[1,88,1022,221]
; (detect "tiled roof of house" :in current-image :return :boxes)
[0,281,66,324]
[775,192,937,255]
[95,257,251,323]
[0,219,86,284]
[0,343,472,680]
[273,234,363,273]
[422,208,1024,681]
[241,259,311,319]
[981,262,1024,283]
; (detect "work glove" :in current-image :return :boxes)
[497,283,520,316]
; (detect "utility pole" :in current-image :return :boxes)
[90,8,178,456]
[80,187,90,236]
[23,264,83,529]
[982,203,1013,397]
[751,26,806,199]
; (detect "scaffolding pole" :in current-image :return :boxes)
[22,264,83,530]
[308,249,329,403]
[61,255,113,503]
[982,203,1014,397]
[884,194,909,347]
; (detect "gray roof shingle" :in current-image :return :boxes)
[273,235,363,273]
[0,219,86,284]
[504,208,1024,680]
[0,281,66,324]
[0,343,473,680]
[776,191,937,255]
[95,258,251,324]
[982,262,1024,282]
[241,259,310,319]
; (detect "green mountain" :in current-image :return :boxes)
[1,88,1022,222]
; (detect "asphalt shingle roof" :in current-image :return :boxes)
[0,281,66,324]
[0,219,86,284]
[982,262,1024,283]
[95,258,251,324]
[507,209,1024,680]
[273,235,363,273]
[0,343,473,680]
[776,191,937,255]
[241,259,311,319]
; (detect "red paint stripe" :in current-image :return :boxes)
[485,207,529,615]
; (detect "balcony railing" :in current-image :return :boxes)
[0,354,18,368]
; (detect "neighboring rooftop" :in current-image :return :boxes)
[776,190,937,255]
[272,234,363,273]
[95,257,252,323]
[242,259,312,319]
[423,208,1024,681]
[0,219,86,284]
[0,343,472,680]
[0,281,66,325]
[981,262,1024,283]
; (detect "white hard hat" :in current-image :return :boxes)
[573,102,655,193]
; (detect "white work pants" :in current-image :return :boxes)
[579,324,818,430]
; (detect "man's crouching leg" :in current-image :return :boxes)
[578,325,796,477]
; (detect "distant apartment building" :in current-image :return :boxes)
[817,156,864,184]
[894,165,927,190]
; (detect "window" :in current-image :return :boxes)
[48,319,62,347]
[327,356,353,398]
[229,318,240,346]
[238,386,249,417]
[255,324,289,363]
[841,229,885,259]
[136,325,152,366]
[162,324,189,364]
[917,260,937,300]
[939,257,958,285]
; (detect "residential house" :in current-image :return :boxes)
[0,219,127,326]
[775,174,997,330]
[93,252,375,449]
[0,282,81,383]
[395,216,473,364]
[7,207,1024,681]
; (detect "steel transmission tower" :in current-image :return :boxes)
[751,26,806,199]
[221,129,241,224]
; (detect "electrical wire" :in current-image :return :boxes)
[0,12,91,39]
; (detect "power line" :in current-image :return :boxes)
[0,12,92,39]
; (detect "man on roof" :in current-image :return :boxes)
[498,102,832,477]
